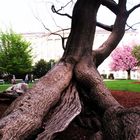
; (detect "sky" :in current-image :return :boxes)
[0,0,44,33]
[0,0,140,33]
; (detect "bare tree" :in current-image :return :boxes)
[0,0,140,140]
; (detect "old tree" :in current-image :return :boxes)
[0,0,140,140]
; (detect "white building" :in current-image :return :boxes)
[96,30,140,80]
[21,30,140,80]
[22,32,69,63]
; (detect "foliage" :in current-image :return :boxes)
[33,59,55,78]
[110,45,138,72]
[132,45,140,66]
[0,30,33,77]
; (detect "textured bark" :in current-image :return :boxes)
[75,56,120,114]
[103,106,140,140]
[0,0,140,139]
[0,62,73,139]
[36,82,81,140]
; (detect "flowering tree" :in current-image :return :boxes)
[110,46,138,79]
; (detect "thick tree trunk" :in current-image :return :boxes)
[0,0,140,140]
[127,69,131,80]
[0,62,74,139]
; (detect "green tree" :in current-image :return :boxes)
[33,59,55,78]
[0,30,33,77]
[132,45,140,66]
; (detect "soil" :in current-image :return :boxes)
[131,81,140,84]
[111,90,140,108]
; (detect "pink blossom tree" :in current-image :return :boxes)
[110,46,138,79]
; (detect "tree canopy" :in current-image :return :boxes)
[33,59,55,78]
[132,45,140,66]
[110,45,138,79]
[0,30,33,77]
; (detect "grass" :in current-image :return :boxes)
[0,84,12,92]
[0,80,140,93]
[0,83,33,92]
[104,80,140,93]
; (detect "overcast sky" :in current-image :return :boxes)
[0,0,140,33]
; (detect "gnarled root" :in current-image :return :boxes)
[36,82,81,140]
[103,106,140,140]
[0,62,73,140]
[74,56,140,140]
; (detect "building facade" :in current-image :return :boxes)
[22,30,140,80]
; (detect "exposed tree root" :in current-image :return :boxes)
[0,58,140,140]
[0,62,73,140]
[74,57,140,140]
[103,106,140,140]
[36,82,81,140]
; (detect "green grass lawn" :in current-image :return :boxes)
[0,83,33,92]
[104,80,140,92]
[0,80,140,93]
[0,84,12,92]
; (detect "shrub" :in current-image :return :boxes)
[33,59,55,78]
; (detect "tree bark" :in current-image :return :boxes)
[0,62,74,139]
[127,69,131,80]
[0,0,140,140]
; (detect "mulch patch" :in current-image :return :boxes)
[111,90,140,108]
[131,81,140,84]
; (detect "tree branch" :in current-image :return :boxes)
[128,3,140,15]
[125,23,137,31]
[34,15,69,50]
[49,28,71,50]
[96,22,113,31]
[101,0,119,15]
[94,0,128,67]
[51,0,73,19]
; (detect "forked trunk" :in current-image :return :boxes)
[0,0,139,140]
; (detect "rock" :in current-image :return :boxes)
[6,83,28,94]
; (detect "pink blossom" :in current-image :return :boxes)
[110,45,138,71]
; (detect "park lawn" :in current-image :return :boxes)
[0,80,140,93]
[104,80,140,93]
[0,84,12,92]
[0,83,33,92]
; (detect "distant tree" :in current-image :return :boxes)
[33,59,48,78]
[33,59,55,78]
[0,30,33,78]
[110,46,138,79]
[132,45,140,66]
